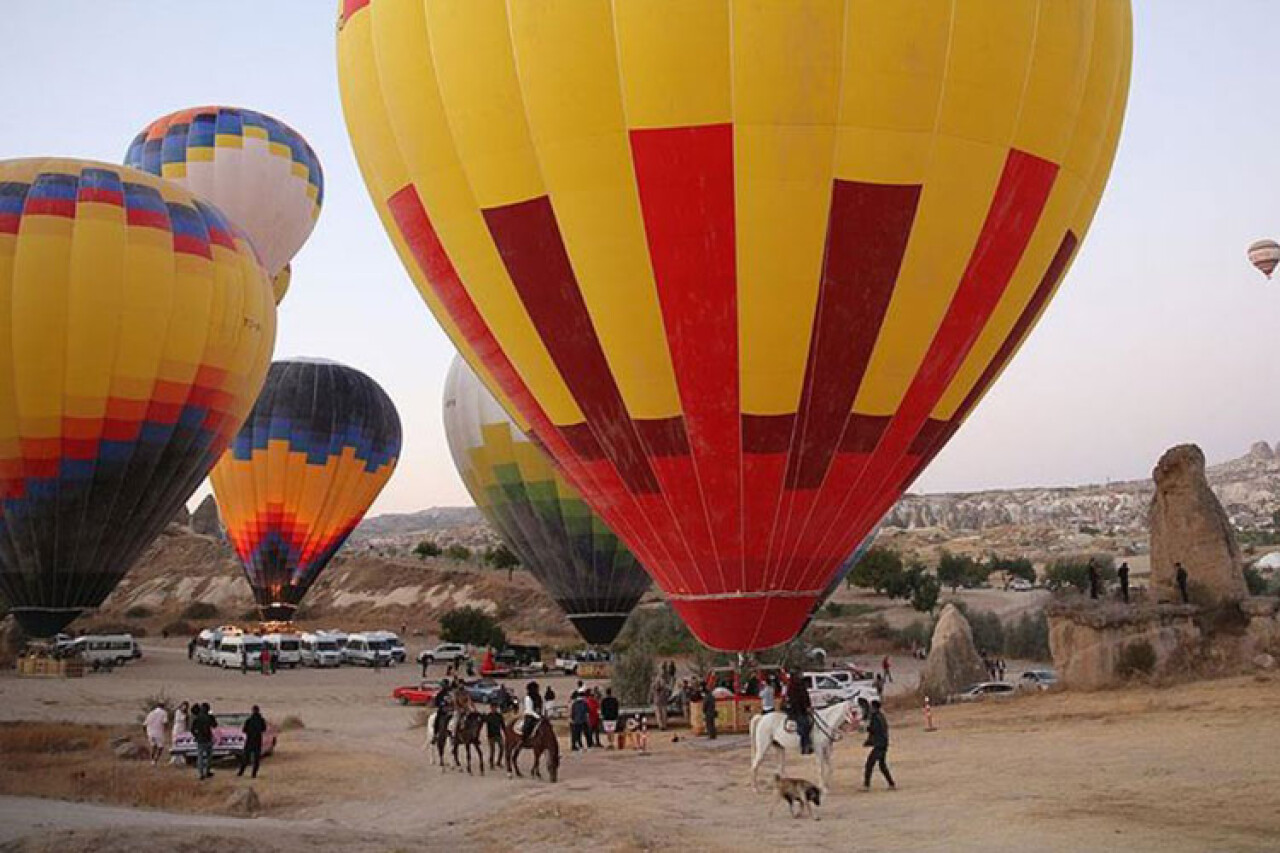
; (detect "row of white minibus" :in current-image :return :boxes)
[192,627,405,669]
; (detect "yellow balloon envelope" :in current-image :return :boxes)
[0,158,276,635]
[338,1,1132,650]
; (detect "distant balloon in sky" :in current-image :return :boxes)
[211,359,400,622]
[125,106,323,278]
[0,158,276,636]
[1248,239,1280,279]
[339,1,1132,650]
[272,263,292,305]
[443,356,650,645]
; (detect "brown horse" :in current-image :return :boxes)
[504,717,560,783]
[452,712,486,775]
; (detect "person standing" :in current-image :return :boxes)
[651,677,670,731]
[863,698,896,790]
[1118,562,1131,603]
[192,703,217,780]
[187,637,196,661]
[759,677,776,714]
[569,691,588,751]
[240,645,248,675]
[483,702,505,769]
[1088,558,1101,600]
[701,688,718,740]
[144,703,168,766]
[600,687,620,749]
[421,651,430,678]
[1175,562,1190,604]
[260,645,271,676]
[543,685,557,720]
[169,701,190,766]
[882,655,893,684]
[585,689,601,747]
[237,705,267,778]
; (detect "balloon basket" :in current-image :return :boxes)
[16,655,84,678]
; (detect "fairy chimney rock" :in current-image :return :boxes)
[1248,440,1274,461]
[919,603,988,702]
[191,495,223,538]
[1148,444,1246,605]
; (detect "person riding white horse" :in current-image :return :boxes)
[749,697,861,794]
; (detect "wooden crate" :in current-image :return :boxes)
[690,696,762,735]
[576,661,612,679]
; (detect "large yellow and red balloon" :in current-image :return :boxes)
[0,158,276,635]
[338,1,1132,650]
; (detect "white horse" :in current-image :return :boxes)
[749,699,860,794]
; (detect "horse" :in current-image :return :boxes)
[503,716,560,783]
[425,710,450,769]
[749,698,860,794]
[451,711,486,775]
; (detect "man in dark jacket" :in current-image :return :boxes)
[702,689,718,740]
[600,687,620,749]
[1118,562,1131,603]
[1088,558,1101,600]
[785,670,813,755]
[483,702,505,769]
[863,699,895,790]
[238,705,267,778]
[1175,562,1190,604]
[191,703,218,780]
[569,691,589,751]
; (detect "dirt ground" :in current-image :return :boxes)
[1,640,1278,852]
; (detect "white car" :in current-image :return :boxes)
[1019,669,1059,690]
[955,681,1016,702]
[802,671,879,708]
[418,643,469,667]
[1009,578,1035,591]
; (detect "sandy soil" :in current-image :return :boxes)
[2,640,1278,852]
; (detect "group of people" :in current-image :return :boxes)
[979,652,1008,682]
[141,700,268,780]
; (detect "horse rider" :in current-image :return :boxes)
[759,675,777,715]
[785,668,814,755]
[433,676,453,742]
[449,679,474,738]
[521,681,544,745]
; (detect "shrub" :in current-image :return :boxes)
[615,604,700,656]
[1117,641,1157,678]
[123,605,152,620]
[278,715,305,732]
[1005,611,1051,661]
[181,601,219,620]
[439,606,506,649]
[414,540,442,559]
[895,619,933,652]
[444,544,472,561]
[1045,555,1116,593]
[823,602,845,619]
[612,642,657,706]
[1244,566,1268,596]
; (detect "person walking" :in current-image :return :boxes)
[237,705,267,778]
[1118,561,1131,603]
[191,703,217,780]
[863,698,896,791]
[1175,562,1190,604]
[600,687,620,749]
[702,688,718,740]
[882,655,893,684]
[187,637,196,661]
[144,703,168,766]
[651,677,670,731]
[759,677,776,714]
[169,701,190,765]
[483,702,505,770]
[421,651,430,678]
[1088,558,1101,600]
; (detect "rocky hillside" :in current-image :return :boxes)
[884,441,1280,535]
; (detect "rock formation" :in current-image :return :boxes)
[191,495,223,538]
[918,603,988,701]
[171,504,191,528]
[1149,444,1246,605]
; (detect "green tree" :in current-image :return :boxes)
[444,544,472,561]
[1045,555,1116,593]
[414,539,442,559]
[849,547,906,594]
[937,551,979,593]
[484,543,520,570]
[910,572,940,613]
[439,606,507,648]
[987,555,1036,589]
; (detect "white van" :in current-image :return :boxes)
[343,632,392,667]
[194,628,220,665]
[300,632,343,667]
[263,632,302,668]
[369,631,406,663]
[214,631,264,669]
[71,634,140,667]
[325,629,349,650]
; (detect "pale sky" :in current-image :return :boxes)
[4,2,1278,514]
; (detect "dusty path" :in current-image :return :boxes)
[3,641,1278,851]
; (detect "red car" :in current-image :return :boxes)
[392,681,442,706]
[171,712,278,763]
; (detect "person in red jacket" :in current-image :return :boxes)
[585,689,602,748]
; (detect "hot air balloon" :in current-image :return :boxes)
[272,263,292,305]
[124,106,323,277]
[210,359,400,622]
[338,2,1132,650]
[0,158,276,636]
[444,355,650,645]
[1248,239,1280,279]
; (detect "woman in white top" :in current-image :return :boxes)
[169,701,190,765]
[144,704,168,765]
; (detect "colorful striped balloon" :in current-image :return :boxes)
[125,106,323,278]
[444,355,650,645]
[0,158,276,636]
[338,1,1132,650]
[211,359,400,622]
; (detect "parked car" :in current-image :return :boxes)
[369,631,406,663]
[262,632,302,668]
[955,681,1017,702]
[344,633,394,667]
[171,711,278,763]
[1019,669,1059,690]
[418,643,470,667]
[802,671,879,708]
[392,681,443,706]
[300,632,343,667]
[1009,578,1035,592]
[464,679,506,706]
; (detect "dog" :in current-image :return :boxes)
[772,773,822,820]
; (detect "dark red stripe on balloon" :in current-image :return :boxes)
[483,195,660,496]
[634,417,690,458]
[631,122,742,584]
[785,180,921,491]
[742,414,794,454]
[838,415,892,454]
[559,423,605,460]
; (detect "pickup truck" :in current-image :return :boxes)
[417,643,470,667]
